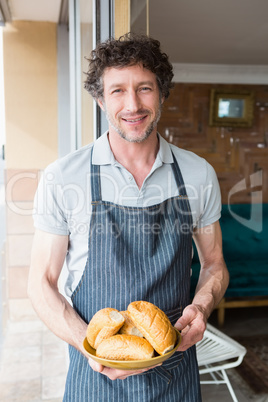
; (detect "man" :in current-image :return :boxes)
[28,33,229,401]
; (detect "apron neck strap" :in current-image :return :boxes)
[90,147,102,202]
[171,151,188,197]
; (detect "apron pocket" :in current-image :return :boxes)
[148,352,184,383]
[161,350,183,370]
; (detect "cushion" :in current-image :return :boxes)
[190,203,268,299]
[220,203,268,261]
[190,260,268,299]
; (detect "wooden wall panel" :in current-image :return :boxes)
[158,84,268,204]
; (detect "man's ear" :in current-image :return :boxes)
[97,98,105,111]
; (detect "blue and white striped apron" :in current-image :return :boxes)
[63,148,201,401]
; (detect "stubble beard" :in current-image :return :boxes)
[104,102,162,143]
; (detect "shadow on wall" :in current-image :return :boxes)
[0,158,6,350]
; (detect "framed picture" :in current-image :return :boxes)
[209,89,254,128]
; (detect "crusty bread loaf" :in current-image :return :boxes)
[96,334,154,360]
[119,311,144,337]
[128,301,177,355]
[86,308,125,349]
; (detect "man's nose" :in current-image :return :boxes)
[125,91,141,112]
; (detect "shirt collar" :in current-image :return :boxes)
[92,131,116,165]
[157,133,174,164]
[92,131,174,166]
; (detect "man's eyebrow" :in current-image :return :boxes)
[138,81,155,87]
[107,80,155,90]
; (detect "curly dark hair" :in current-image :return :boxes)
[84,33,174,101]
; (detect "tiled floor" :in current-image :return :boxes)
[0,306,267,401]
[0,319,68,401]
[202,306,268,402]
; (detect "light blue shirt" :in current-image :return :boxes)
[33,132,221,296]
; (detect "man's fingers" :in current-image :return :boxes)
[102,367,145,380]
[102,364,162,380]
[175,305,199,331]
[88,358,104,373]
[174,304,207,351]
[88,360,162,380]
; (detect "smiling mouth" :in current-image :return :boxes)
[122,116,147,123]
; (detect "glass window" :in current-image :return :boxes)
[80,0,94,146]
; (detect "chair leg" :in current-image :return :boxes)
[221,369,238,402]
[217,302,225,326]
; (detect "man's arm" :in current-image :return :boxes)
[28,229,160,379]
[28,229,88,356]
[175,220,229,350]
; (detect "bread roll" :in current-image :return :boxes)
[86,308,125,349]
[119,311,144,337]
[128,301,177,355]
[96,334,154,360]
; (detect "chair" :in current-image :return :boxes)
[196,323,247,402]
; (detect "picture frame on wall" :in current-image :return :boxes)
[209,89,255,128]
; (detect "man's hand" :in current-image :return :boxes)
[88,358,162,380]
[174,304,207,351]
[173,221,229,352]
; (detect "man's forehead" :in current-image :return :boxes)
[102,64,157,85]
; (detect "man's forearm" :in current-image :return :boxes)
[28,278,88,357]
[192,259,229,320]
[28,231,88,356]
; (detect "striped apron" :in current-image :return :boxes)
[63,148,202,401]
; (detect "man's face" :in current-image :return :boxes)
[98,64,164,143]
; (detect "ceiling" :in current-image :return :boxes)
[3,0,268,65]
[7,0,62,23]
[150,0,268,65]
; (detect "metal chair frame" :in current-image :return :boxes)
[196,323,247,402]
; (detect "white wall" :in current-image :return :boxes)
[173,63,268,84]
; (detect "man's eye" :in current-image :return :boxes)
[112,89,122,94]
[140,87,151,92]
